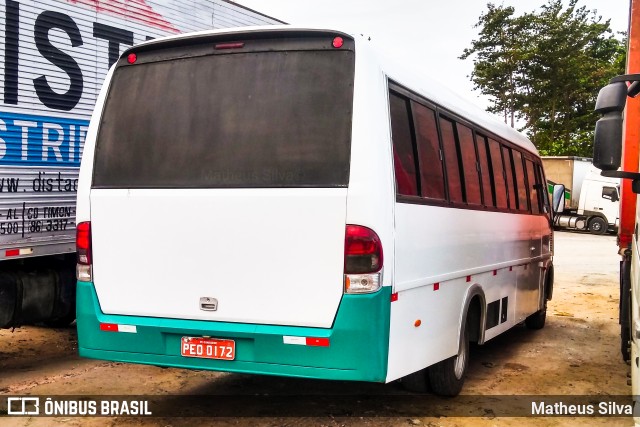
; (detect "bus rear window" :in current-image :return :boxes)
[93,48,355,188]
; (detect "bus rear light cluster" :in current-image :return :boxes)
[344,225,383,294]
[76,221,93,282]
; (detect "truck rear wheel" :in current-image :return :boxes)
[588,217,607,235]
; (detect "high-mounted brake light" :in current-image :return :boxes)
[332,37,344,49]
[215,42,245,50]
[344,225,383,294]
[127,53,137,64]
[76,221,93,282]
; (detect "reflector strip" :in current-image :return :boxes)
[306,337,330,347]
[99,323,137,333]
[283,336,306,345]
[100,323,118,332]
[283,336,329,347]
[390,292,398,302]
[5,248,33,257]
[433,283,440,291]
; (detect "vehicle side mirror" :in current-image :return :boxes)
[593,82,628,171]
[552,184,565,214]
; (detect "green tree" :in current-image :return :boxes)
[461,0,626,156]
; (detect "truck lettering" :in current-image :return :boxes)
[0,178,20,193]
[4,0,19,105]
[33,11,84,112]
[93,22,134,67]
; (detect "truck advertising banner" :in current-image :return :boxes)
[0,0,281,259]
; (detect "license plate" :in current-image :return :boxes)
[181,337,235,360]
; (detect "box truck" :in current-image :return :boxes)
[0,0,281,328]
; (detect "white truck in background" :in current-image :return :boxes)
[551,165,620,235]
[0,0,281,328]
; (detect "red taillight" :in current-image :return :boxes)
[344,225,383,274]
[127,53,137,64]
[76,221,92,265]
[332,37,344,48]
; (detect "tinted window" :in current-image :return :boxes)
[537,164,552,218]
[513,150,528,211]
[476,134,493,207]
[502,146,517,210]
[525,159,541,214]
[440,118,463,203]
[602,186,618,200]
[94,49,354,188]
[390,93,419,196]
[488,139,508,209]
[413,102,446,200]
[457,124,481,205]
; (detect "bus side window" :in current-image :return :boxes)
[440,117,464,204]
[525,159,541,215]
[456,123,482,206]
[390,92,419,197]
[488,138,508,209]
[512,150,528,212]
[412,101,446,201]
[475,133,494,208]
[537,164,552,217]
[502,146,517,210]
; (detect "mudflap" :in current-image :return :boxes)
[0,255,76,328]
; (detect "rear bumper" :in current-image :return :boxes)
[77,282,391,382]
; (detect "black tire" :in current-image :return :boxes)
[401,368,430,393]
[428,323,469,397]
[43,308,76,328]
[526,273,549,330]
[525,299,547,330]
[588,217,607,235]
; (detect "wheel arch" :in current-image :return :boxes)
[544,263,554,301]
[459,285,487,346]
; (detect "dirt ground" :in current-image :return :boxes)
[0,230,633,426]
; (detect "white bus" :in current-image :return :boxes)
[75,26,554,396]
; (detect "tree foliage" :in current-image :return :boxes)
[461,0,626,156]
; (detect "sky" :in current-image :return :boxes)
[233,0,631,113]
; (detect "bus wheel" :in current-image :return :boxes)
[588,217,607,235]
[525,300,546,329]
[428,321,469,396]
[400,368,430,393]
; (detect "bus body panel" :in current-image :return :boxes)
[386,274,466,382]
[393,205,542,293]
[77,281,391,382]
[90,188,347,327]
[387,204,550,381]
[342,44,396,288]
